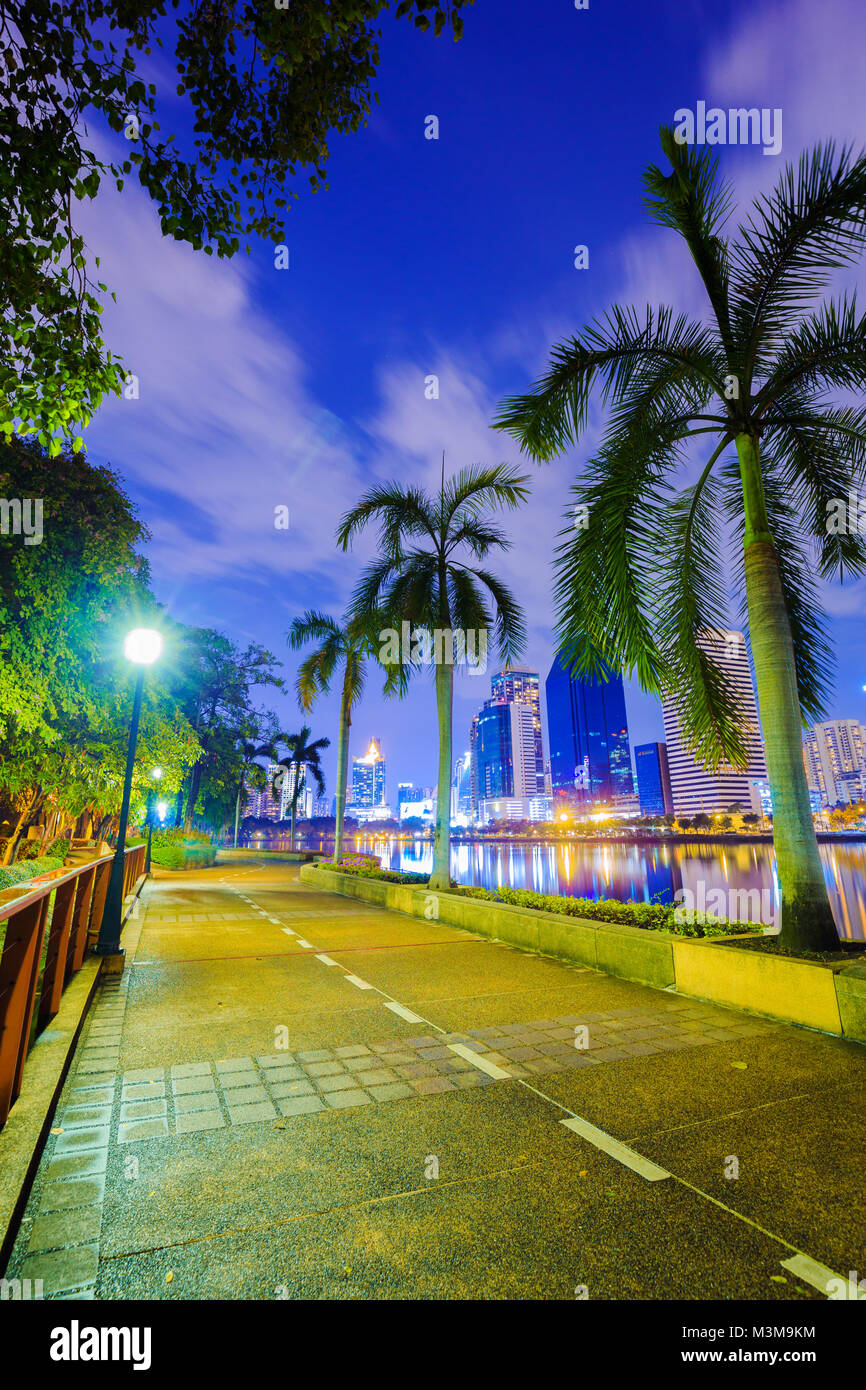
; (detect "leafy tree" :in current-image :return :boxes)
[495,131,866,952]
[271,725,328,851]
[232,727,277,848]
[1,0,473,441]
[338,462,529,890]
[288,608,405,865]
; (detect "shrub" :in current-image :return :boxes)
[0,854,66,891]
[147,827,216,870]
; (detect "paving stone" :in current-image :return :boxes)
[317,1072,361,1094]
[175,1109,225,1134]
[21,1244,99,1296]
[66,1085,115,1105]
[359,1069,397,1086]
[54,1127,110,1154]
[28,1206,102,1253]
[46,1150,107,1181]
[411,1076,456,1095]
[260,1066,303,1084]
[588,1047,629,1062]
[117,1118,170,1143]
[123,1068,164,1084]
[323,1089,371,1109]
[119,1099,168,1122]
[304,1060,344,1077]
[257,1053,296,1068]
[451,1072,490,1089]
[497,1045,542,1062]
[415,1045,451,1060]
[60,1105,112,1129]
[366,1083,413,1103]
[75,1062,117,1078]
[296,1049,333,1063]
[172,1075,217,1096]
[39,1177,105,1213]
[558,1052,601,1068]
[396,1062,439,1080]
[122,1082,166,1102]
[215,1057,254,1073]
[334,1044,372,1059]
[522,1058,562,1075]
[276,1095,325,1117]
[227,1101,276,1125]
[170,1062,213,1078]
[343,1055,380,1072]
[221,1084,268,1105]
[270,1079,315,1099]
[171,1090,217,1115]
[378,1051,419,1066]
[536,1041,576,1058]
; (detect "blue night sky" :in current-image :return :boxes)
[81,0,866,799]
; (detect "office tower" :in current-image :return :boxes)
[490,669,546,794]
[243,763,284,821]
[635,742,674,816]
[803,720,866,806]
[545,654,633,810]
[661,629,767,816]
[351,737,386,807]
[397,782,413,811]
[470,698,548,821]
[451,752,473,819]
[280,762,315,820]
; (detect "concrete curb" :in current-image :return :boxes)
[299,865,866,1043]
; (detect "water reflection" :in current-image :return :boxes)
[294,834,866,941]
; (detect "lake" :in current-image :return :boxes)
[294,833,866,941]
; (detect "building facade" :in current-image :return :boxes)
[470,698,540,816]
[634,742,674,816]
[803,720,866,806]
[661,630,767,816]
[544,655,633,810]
[350,738,386,809]
[489,669,546,794]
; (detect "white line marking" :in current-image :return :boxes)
[780,1254,858,1298]
[315,954,338,966]
[268,918,281,925]
[281,927,296,937]
[448,1043,511,1080]
[559,1116,670,1182]
[383,1001,425,1023]
[295,939,314,949]
[345,974,374,989]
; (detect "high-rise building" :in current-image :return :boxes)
[470,698,546,821]
[662,630,767,816]
[351,738,386,808]
[489,669,545,794]
[397,782,413,811]
[281,762,315,820]
[451,752,473,819]
[635,742,674,816]
[545,654,633,810]
[803,720,866,806]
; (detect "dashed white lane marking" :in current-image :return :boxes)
[281,927,296,937]
[780,1254,857,1297]
[383,1001,425,1023]
[559,1116,671,1182]
[448,1043,511,1080]
[345,974,374,990]
[315,954,339,966]
[295,939,314,949]
[267,918,281,925]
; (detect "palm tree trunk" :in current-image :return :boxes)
[430,660,453,891]
[333,681,351,865]
[736,433,838,951]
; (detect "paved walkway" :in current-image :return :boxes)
[4,855,865,1300]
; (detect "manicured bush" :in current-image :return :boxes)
[147,827,216,870]
[314,863,764,936]
[0,854,67,891]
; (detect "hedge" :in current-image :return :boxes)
[0,854,67,892]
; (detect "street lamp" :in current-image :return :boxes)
[144,766,164,875]
[95,628,163,959]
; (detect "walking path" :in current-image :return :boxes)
[4,855,864,1300]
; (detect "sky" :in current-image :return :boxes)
[79,0,866,798]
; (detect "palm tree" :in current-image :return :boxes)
[272,726,329,852]
[337,461,530,890]
[233,732,277,848]
[288,611,405,865]
[495,130,866,952]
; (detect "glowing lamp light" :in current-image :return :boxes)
[124,628,163,665]
[156,800,168,821]
[151,766,163,780]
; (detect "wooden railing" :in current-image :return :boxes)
[0,844,146,1128]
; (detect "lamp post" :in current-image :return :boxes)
[95,628,163,959]
[144,766,163,874]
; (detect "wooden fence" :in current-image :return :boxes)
[0,845,145,1128]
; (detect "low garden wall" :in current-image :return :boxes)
[299,864,866,1044]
